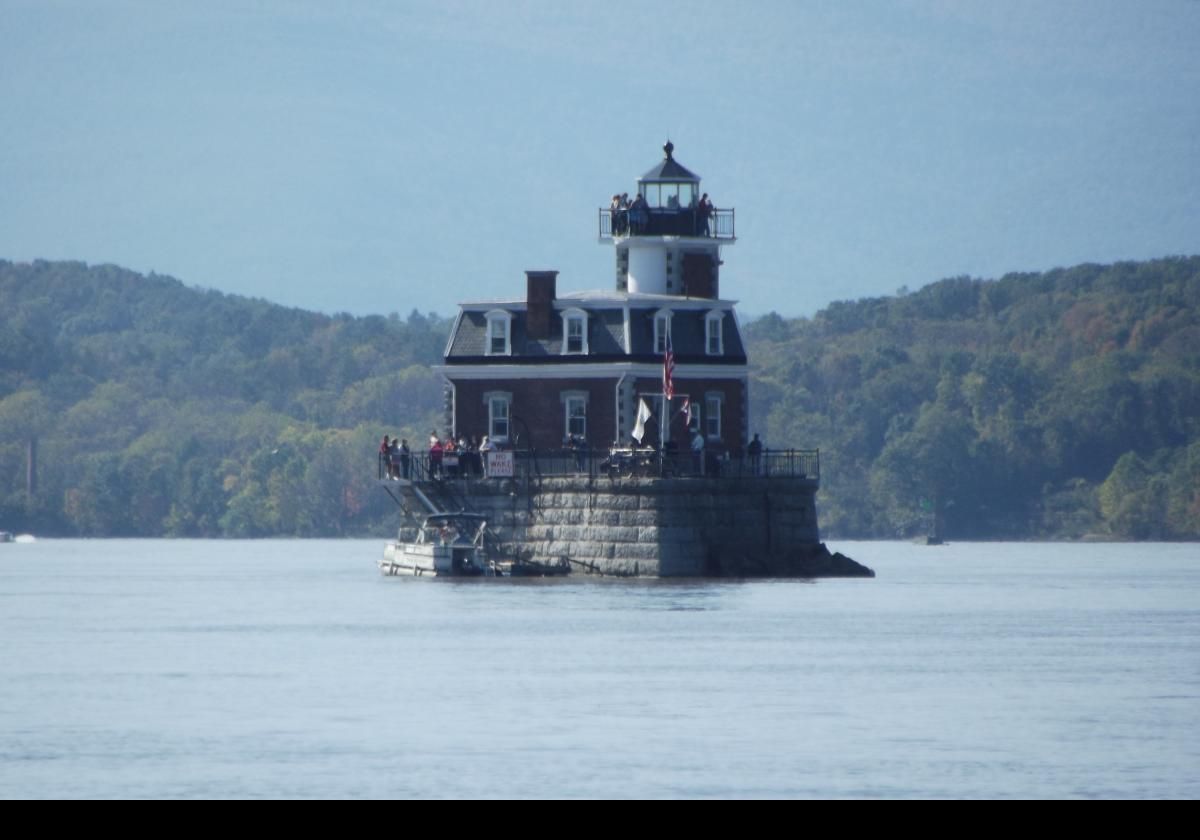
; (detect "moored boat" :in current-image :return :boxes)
[380,512,499,577]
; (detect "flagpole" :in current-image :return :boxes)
[661,333,673,477]
[659,392,667,476]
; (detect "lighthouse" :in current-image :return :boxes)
[602,140,735,299]
[440,142,747,453]
[397,143,840,579]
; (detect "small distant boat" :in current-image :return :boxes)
[14,534,35,544]
[0,531,13,544]
[380,512,500,577]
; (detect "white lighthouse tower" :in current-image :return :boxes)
[601,141,735,299]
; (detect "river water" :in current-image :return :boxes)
[1,539,1197,798]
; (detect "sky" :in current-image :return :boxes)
[2,0,1198,319]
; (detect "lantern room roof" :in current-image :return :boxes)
[639,140,700,184]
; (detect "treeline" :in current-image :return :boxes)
[0,260,449,536]
[746,256,1200,539]
[3,257,1199,539]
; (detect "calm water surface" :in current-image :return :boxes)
[1,539,1197,798]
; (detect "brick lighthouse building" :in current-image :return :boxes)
[438,142,747,454]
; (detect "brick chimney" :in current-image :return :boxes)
[526,270,558,340]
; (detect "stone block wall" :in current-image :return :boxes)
[427,475,820,577]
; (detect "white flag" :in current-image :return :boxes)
[632,398,652,444]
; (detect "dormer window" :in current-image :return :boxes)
[705,311,724,356]
[485,310,512,356]
[654,309,673,355]
[561,309,588,355]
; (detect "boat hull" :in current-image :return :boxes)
[379,541,494,577]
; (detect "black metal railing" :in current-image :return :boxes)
[379,447,817,483]
[599,207,735,240]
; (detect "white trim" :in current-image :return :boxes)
[653,308,673,355]
[705,310,725,356]
[483,390,512,443]
[435,362,748,380]
[560,308,588,355]
[561,391,588,440]
[485,310,512,356]
[705,391,724,440]
[444,309,464,359]
[622,306,631,355]
[731,306,746,352]
[615,373,629,444]
[457,294,740,312]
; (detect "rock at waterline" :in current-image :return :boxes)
[708,542,875,578]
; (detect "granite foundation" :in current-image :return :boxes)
[397,475,871,578]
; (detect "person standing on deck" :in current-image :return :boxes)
[429,432,443,479]
[748,433,763,476]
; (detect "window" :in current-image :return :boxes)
[561,309,588,355]
[562,392,588,440]
[485,311,512,356]
[706,311,724,355]
[484,391,511,442]
[705,393,723,440]
[653,309,672,355]
[686,398,701,433]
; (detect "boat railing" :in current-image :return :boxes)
[379,447,817,483]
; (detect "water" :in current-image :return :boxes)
[1,539,1197,798]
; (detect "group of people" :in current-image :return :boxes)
[608,191,715,237]
[671,430,766,477]
[609,192,648,236]
[380,435,411,480]
[380,429,767,480]
[427,431,496,479]
[379,432,500,480]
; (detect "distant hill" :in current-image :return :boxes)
[746,256,1200,539]
[0,260,450,536]
[2,257,1197,539]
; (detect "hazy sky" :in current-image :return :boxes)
[3,1,1198,318]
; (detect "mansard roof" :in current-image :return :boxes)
[444,294,746,365]
[448,308,626,358]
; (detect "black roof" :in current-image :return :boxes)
[639,141,700,184]
[445,302,746,365]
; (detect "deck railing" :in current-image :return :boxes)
[379,447,817,483]
[598,207,735,240]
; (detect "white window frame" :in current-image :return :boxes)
[483,391,512,443]
[705,310,724,356]
[653,308,673,355]
[561,390,588,440]
[485,310,512,356]
[705,392,723,440]
[561,308,589,355]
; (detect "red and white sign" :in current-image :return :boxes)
[487,451,514,477]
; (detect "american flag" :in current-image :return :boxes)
[663,333,675,402]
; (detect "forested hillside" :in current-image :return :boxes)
[747,257,1200,539]
[0,260,449,536]
[2,257,1198,539]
